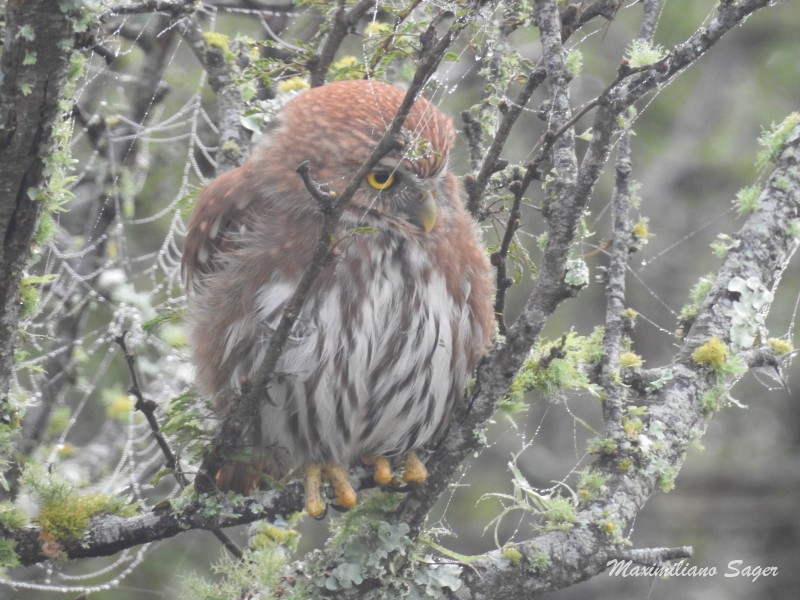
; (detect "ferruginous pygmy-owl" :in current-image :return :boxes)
[183,79,494,517]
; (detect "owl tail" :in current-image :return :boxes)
[215,462,267,496]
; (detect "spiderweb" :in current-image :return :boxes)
[3,1,798,598]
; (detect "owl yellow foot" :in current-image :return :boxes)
[325,463,357,509]
[303,462,357,518]
[401,451,427,484]
[362,455,393,485]
[304,464,326,518]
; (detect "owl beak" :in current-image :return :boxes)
[410,191,438,233]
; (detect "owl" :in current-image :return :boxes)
[183,79,494,517]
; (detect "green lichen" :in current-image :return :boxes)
[564,257,589,288]
[726,276,773,350]
[692,337,728,370]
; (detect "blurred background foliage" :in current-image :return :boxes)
[4,1,799,598]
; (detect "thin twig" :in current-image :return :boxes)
[115,333,244,559]
[492,175,524,335]
[309,0,376,87]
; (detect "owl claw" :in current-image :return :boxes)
[325,463,357,510]
[401,451,427,484]
[362,455,393,485]
[303,463,357,518]
[304,464,326,518]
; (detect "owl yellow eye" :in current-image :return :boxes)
[366,170,395,190]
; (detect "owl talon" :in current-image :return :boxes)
[362,455,393,486]
[400,451,427,484]
[325,463,357,510]
[304,464,326,518]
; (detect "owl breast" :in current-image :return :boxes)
[231,233,475,470]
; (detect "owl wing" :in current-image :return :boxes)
[182,166,256,294]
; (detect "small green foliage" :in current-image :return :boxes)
[506,329,604,406]
[755,112,800,171]
[33,211,57,244]
[767,338,793,355]
[587,436,617,456]
[0,503,27,529]
[18,273,57,318]
[23,51,37,65]
[622,415,644,438]
[502,544,523,565]
[711,233,740,258]
[701,386,726,417]
[565,48,583,77]
[655,463,677,493]
[678,274,714,325]
[528,550,551,572]
[182,543,294,600]
[0,537,20,568]
[735,184,760,216]
[618,457,633,472]
[577,468,608,503]
[21,464,136,542]
[483,463,578,543]
[626,39,665,68]
[692,337,728,370]
[142,306,187,333]
[163,390,213,462]
[619,351,643,369]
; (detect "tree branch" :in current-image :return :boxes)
[0,0,78,409]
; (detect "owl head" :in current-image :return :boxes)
[253,79,457,235]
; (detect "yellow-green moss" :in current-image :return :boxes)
[502,544,523,565]
[203,31,229,49]
[277,76,310,94]
[364,21,392,36]
[631,219,650,240]
[619,352,643,369]
[692,337,728,370]
[767,338,793,355]
[36,492,135,540]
